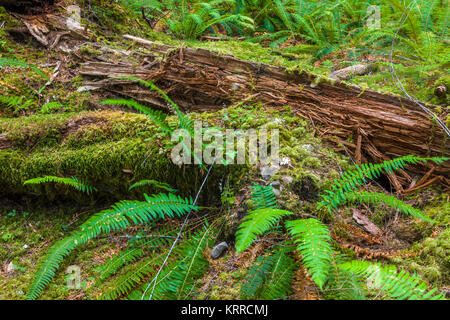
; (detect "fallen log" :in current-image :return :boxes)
[5,4,447,190]
[79,35,449,185]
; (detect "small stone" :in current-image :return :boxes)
[211,242,229,259]
[434,85,447,98]
[6,262,16,273]
[279,157,291,166]
[260,165,280,180]
[22,244,28,249]
[271,180,281,186]
[301,144,314,152]
[282,176,294,184]
[272,187,281,196]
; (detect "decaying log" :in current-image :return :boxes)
[78,35,449,185]
[7,3,447,191]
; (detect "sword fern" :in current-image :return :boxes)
[26,193,198,300]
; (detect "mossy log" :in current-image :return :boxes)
[79,35,449,190]
[0,111,225,203]
[4,5,449,191]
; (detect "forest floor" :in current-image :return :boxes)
[0,1,449,300]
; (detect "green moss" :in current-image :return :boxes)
[399,228,450,286]
[197,267,243,300]
[79,43,103,56]
[0,206,117,300]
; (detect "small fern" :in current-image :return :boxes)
[23,176,97,194]
[324,255,366,300]
[338,260,446,300]
[102,98,172,134]
[286,218,333,289]
[136,227,212,300]
[105,76,194,134]
[0,57,49,79]
[249,183,277,209]
[344,191,437,223]
[95,231,176,283]
[240,253,275,299]
[241,247,296,300]
[319,155,448,212]
[101,250,169,300]
[235,208,293,253]
[129,179,178,193]
[260,248,297,300]
[0,95,24,108]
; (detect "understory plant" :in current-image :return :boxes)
[235,155,448,300]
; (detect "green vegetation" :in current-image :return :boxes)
[0,0,448,303]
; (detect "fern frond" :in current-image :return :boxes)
[26,237,77,300]
[338,260,446,300]
[235,208,293,253]
[0,95,24,108]
[240,253,275,299]
[27,193,198,300]
[0,57,48,79]
[140,227,212,300]
[250,183,277,209]
[286,218,333,289]
[344,191,437,223]
[260,248,297,300]
[324,255,366,300]
[96,246,147,283]
[129,179,178,193]
[319,155,448,212]
[96,231,177,283]
[170,228,211,299]
[101,250,169,300]
[102,98,171,134]
[24,176,97,194]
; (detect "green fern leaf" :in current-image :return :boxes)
[344,191,437,223]
[102,98,171,134]
[241,253,275,299]
[286,218,333,289]
[129,179,178,193]
[318,156,448,212]
[235,208,293,253]
[250,183,277,209]
[338,260,446,300]
[24,176,97,194]
[260,248,297,300]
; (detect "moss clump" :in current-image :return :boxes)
[402,228,450,286]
